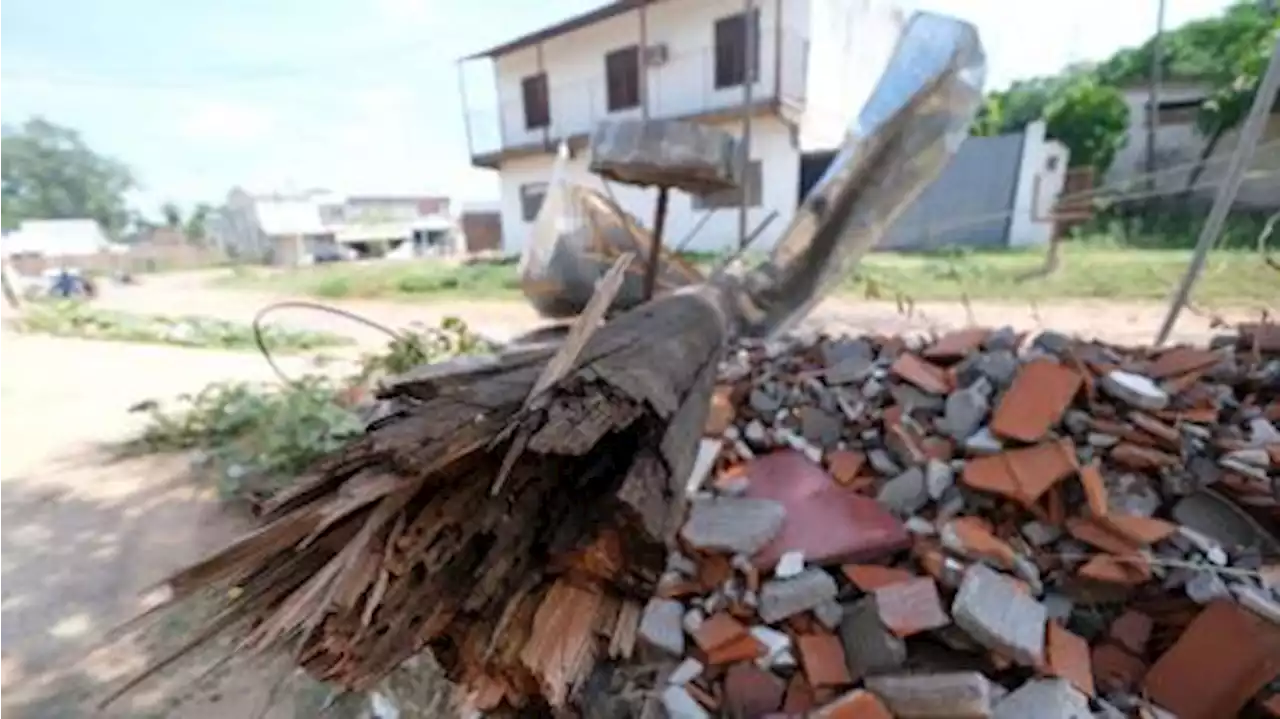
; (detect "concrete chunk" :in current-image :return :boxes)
[877,466,929,516]
[865,672,995,718]
[1100,370,1169,411]
[661,685,710,719]
[758,568,838,624]
[926,459,956,500]
[993,679,1091,719]
[839,598,907,677]
[680,497,785,555]
[952,564,1047,666]
[638,598,685,657]
[943,380,991,441]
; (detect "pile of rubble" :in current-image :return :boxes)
[639,324,1280,719]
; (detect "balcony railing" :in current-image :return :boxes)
[461,26,809,162]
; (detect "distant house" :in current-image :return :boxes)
[1108,80,1280,209]
[457,0,909,254]
[208,189,461,265]
[2,219,114,257]
[459,201,503,253]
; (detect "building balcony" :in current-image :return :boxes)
[459,27,809,168]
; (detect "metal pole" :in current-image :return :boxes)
[738,0,756,249]
[644,186,670,301]
[1145,0,1166,181]
[1155,36,1280,345]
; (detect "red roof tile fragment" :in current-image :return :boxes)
[1078,461,1109,517]
[812,689,895,719]
[693,612,748,653]
[1044,621,1094,697]
[797,633,852,688]
[723,662,786,717]
[873,577,950,637]
[744,451,910,568]
[991,359,1083,441]
[962,439,1078,507]
[889,354,950,394]
[705,385,736,435]
[1147,346,1221,379]
[841,564,914,591]
[826,450,866,487]
[1144,600,1280,719]
[1092,642,1148,693]
[1108,611,1153,656]
[922,328,990,361]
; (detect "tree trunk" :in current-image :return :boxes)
[1182,126,1226,196]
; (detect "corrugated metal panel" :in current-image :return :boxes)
[798,131,1026,250]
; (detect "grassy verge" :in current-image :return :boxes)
[214,244,1278,305]
[123,319,492,503]
[13,301,351,352]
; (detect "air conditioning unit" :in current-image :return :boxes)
[643,44,669,66]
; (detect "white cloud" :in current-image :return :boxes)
[178,100,275,143]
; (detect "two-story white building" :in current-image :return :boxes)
[457,0,907,253]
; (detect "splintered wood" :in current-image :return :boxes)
[107,281,729,714]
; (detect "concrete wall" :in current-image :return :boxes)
[1108,84,1280,210]
[469,0,809,155]
[497,115,798,254]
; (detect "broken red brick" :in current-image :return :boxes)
[1077,553,1152,586]
[705,385,736,435]
[922,328,990,361]
[991,359,1083,442]
[962,439,1078,507]
[705,633,766,666]
[943,516,1017,568]
[920,436,955,462]
[841,564,914,591]
[812,689,895,719]
[783,674,818,714]
[1066,517,1141,555]
[745,451,910,568]
[1144,600,1280,719]
[1110,443,1180,471]
[1044,621,1094,697]
[826,450,866,487]
[796,633,852,688]
[873,577,950,637]
[1146,346,1221,378]
[1108,611,1153,656]
[693,612,749,653]
[1078,461,1109,517]
[1128,412,1181,448]
[1101,515,1177,546]
[722,662,786,717]
[1092,642,1148,693]
[889,354,950,394]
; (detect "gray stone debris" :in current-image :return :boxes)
[877,466,930,516]
[743,419,769,447]
[867,448,902,476]
[973,350,1019,387]
[680,497,785,555]
[1021,520,1063,547]
[1032,330,1073,356]
[993,679,1091,719]
[1063,409,1092,436]
[661,685,710,719]
[758,568,838,624]
[942,379,991,441]
[1231,583,1280,624]
[905,516,937,536]
[666,551,698,577]
[926,459,956,500]
[839,598,907,677]
[638,598,685,657]
[800,406,843,447]
[682,607,706,636]
[964,427,1003,455]
[865,672,995,719]
[1247,417,1280,446]
[1041,593,1075,622]
[774,550,805,579]
[985,326,1019,351]
[952,564,1047,666]
[1186,569,1231,605]
[1099,370,1170,411]
[667,657,703,685]
[892,384,946,412]
[749,387,783,414]
[1109,474,1161,517]
[1087,432,1120,448]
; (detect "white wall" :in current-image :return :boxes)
[1007,121,1069,248]
[799,0,905,151]
[498,116,799,254]
[485,0,803,152]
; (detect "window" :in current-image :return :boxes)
[520,183,548,221]
[605,45,641,112]
[694,160,762,209]
[713,9,760,89]
[522,74,550,129]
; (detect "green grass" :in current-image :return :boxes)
[214,244,1278,306]
[14,301,352,352]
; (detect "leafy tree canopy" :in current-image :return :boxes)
[1,117,137,236]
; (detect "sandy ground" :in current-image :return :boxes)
[0,269,1269,717]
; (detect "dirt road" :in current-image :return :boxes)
[94,269,1265,348]
[0,334,333,718]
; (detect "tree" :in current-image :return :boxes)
[1043,77,1130,173]
[1,117,136,236]
[160,201,183,229]
[185,203,213,244]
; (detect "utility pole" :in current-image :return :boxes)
[738,0,756,249]
[1146,0,1167,181]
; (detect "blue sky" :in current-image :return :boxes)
[2,0,1234,216]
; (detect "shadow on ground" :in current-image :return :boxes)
[0,448,359,718]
